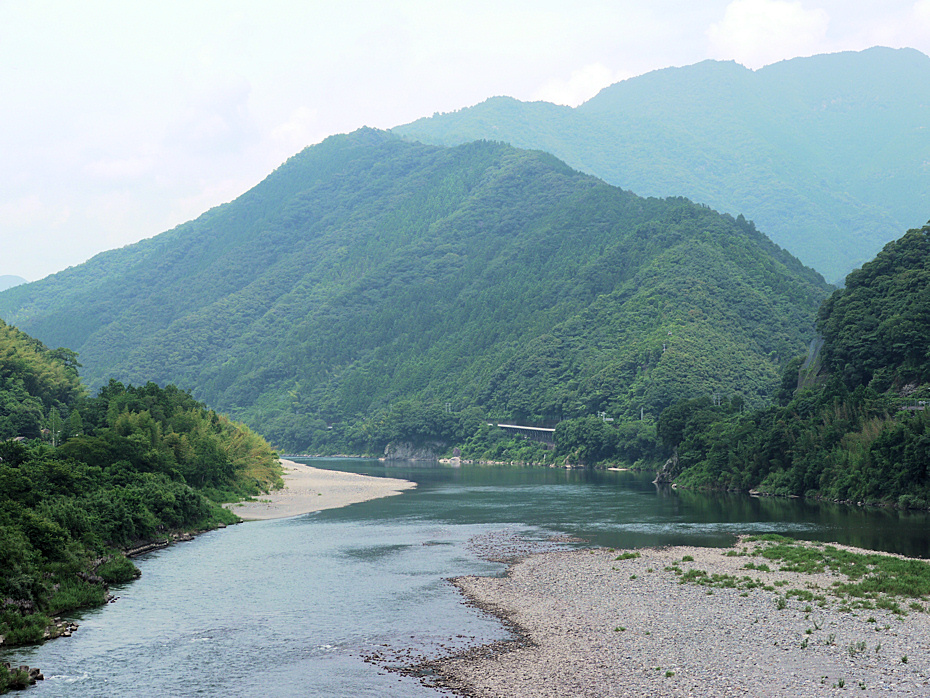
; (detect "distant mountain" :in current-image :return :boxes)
[0,276,27,292]
[0,130,830,451]
[395,47,930,283]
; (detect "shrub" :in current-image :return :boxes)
[97,555,140,584]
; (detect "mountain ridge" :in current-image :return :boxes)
[395,47,930,282]
[0,130,831,451]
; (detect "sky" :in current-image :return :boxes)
[2,0,930,282]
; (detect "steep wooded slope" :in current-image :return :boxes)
[395,47,930,283]
[663,223,930,506]
[0,130,830,451]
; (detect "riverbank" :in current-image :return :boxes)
[225,459,416,520]
[426,539,930,696]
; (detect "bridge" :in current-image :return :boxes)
[496,423,556,445]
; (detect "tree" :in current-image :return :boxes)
[46,408,63,447]
[64,409,83,441]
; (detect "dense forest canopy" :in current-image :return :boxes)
[0,321,280,671]
[395,47,930,282]
[0,130,830,454]
[660,223,930,507]
[0,320,82,440]
[817,226,930,390]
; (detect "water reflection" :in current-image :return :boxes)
[308,459,930,558]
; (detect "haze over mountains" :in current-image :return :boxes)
[0,130,830,451]
[395,47,930,283]
[0,277,26,292]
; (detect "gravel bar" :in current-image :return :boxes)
[422,539,930,697]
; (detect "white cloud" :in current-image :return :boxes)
[0,195,70,228]
[271,106,322,152]
[533,63,629,107]
[708,0,830,68]
[167,74,259,156]
[914,0,930,24]
[85,155,156,180]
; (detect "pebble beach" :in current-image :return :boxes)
[424,540,930,697]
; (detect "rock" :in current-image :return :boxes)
[383,441,445,461]
[653,449,680,484]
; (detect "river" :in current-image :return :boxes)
[5,460,930,696]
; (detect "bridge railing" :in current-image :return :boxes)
[496,423,556,445]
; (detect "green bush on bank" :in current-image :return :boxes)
[96,555,140,585]
[0,324,282,652]
[0,663,32,691]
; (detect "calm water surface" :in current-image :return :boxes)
[7,460,930,696]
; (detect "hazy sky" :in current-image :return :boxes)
[3,0,929,281]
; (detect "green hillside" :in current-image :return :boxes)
[395,47,930,283]
[660,222,930,506]
[0,130,830,453]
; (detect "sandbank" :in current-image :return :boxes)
[226,459,415,520]
[426,539,930,696]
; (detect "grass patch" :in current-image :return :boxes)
[678,569,708,584]
[46,576,107,615]
[743,537,930,608]
[615,552,641,560]
[743,562,771,572]
[847,640,866,656]
[785,588,815,602]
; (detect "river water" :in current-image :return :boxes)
[6,460,930,696]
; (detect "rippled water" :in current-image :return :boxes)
[6,460,930,696]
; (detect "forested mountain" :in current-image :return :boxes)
[0,321,279,671]
[0,130,829,453]
[395,47,930,283]
[661,222,930,506]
